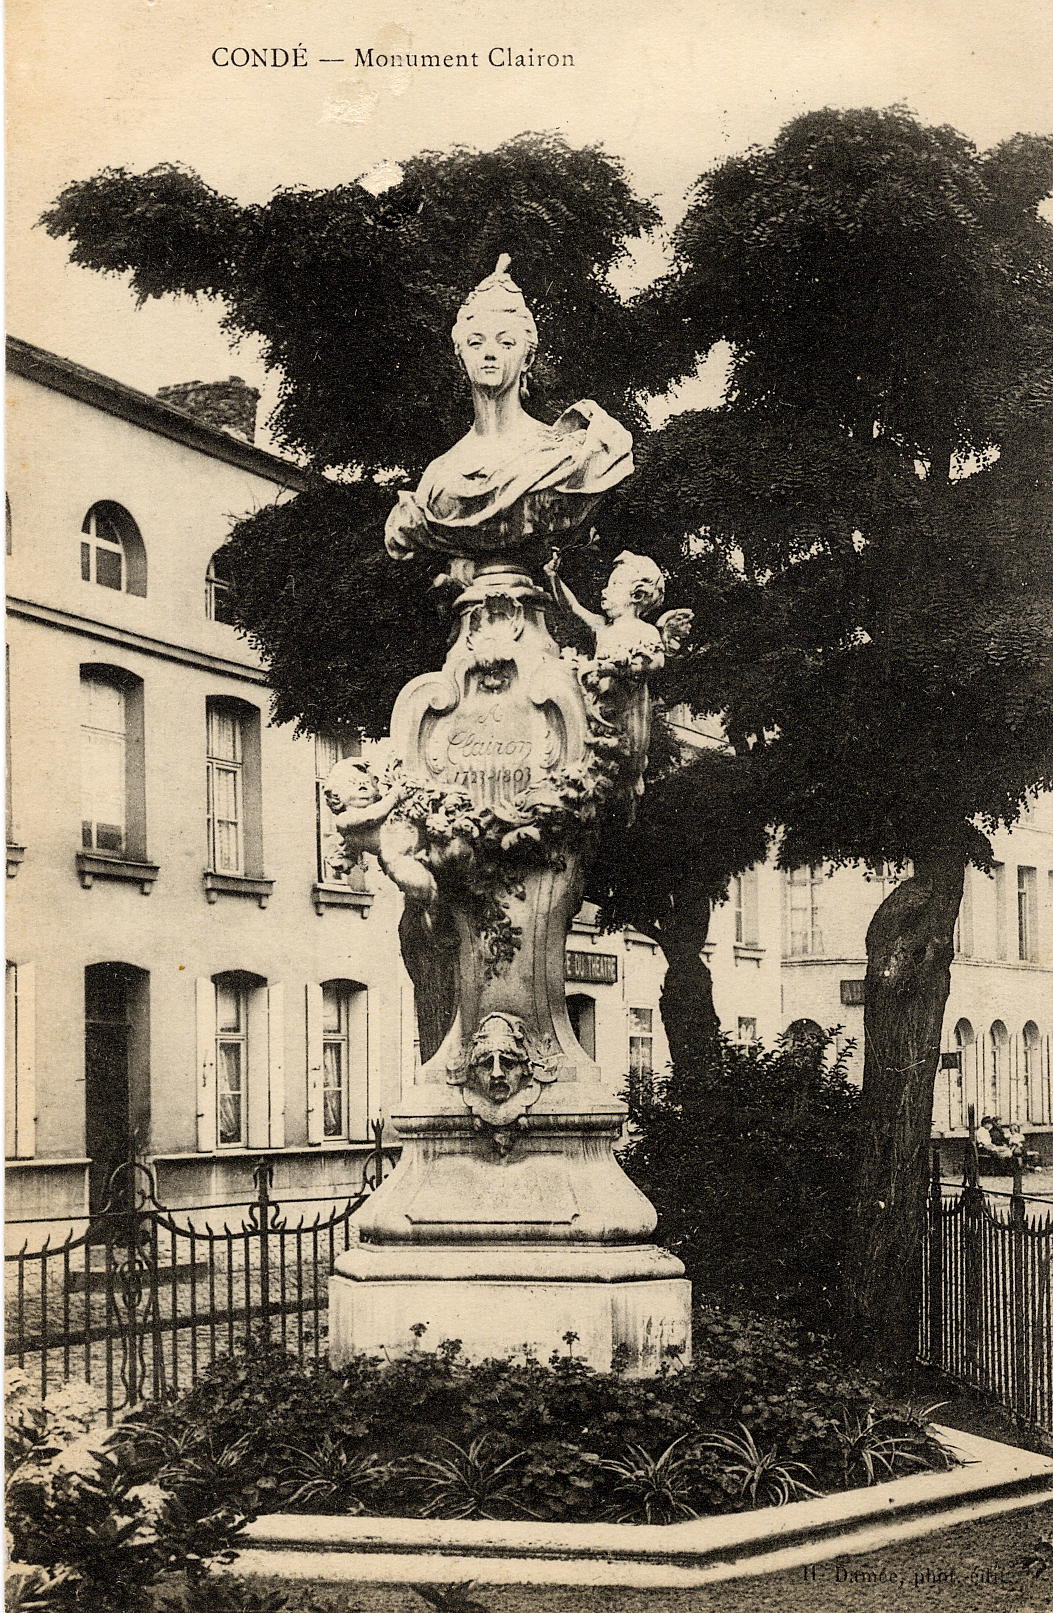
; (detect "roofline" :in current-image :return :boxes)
[6,336,313,492]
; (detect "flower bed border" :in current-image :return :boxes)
[221,1426,1053,1589]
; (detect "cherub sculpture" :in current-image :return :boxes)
[543,546,693,671]
[543,547,693,800]
[323,757,437,910]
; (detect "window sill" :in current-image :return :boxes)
[7,842,25,877]
[312,881,374,916]
[733,943,765,962]
[77,851,159,893]
[203,871,274,908]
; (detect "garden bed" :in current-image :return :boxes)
[7,1308,1005,1611]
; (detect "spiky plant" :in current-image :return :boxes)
[599,1435,702,1524]
[701,1424,821,1508]
[408,1436,527,1520]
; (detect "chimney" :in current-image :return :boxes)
[156,376,260,444]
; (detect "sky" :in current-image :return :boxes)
[8,0,1053,448]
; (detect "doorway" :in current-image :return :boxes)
[84,963,148,1217]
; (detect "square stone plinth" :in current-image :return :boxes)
[329,1251,691,1376]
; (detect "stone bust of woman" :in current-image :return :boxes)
[384,255,633,570]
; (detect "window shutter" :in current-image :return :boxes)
[305,983,324,1145]
[195,977,217,1152]
[266,983,285,1148]
[14,963,36,1159]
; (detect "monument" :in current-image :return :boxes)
[327,257,692,1374]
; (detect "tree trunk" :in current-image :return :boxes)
[842,848,965,1366]
[398,906,457,1064]
[657,903,721,1072]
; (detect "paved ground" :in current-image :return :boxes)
[235,1498,1053,1613]
[977,1167,1053,1208]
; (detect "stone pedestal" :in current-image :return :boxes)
[325,423,693,1373]
[330,1247,690,1376]
[330,1107,691,1373]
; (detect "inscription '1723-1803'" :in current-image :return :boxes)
[443,705,534,806]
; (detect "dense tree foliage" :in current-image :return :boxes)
[42,135,658,475]
[629,107,1053,1362]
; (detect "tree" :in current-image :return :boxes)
[636,108,1053,1362]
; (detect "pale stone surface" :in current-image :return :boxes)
[224,1425,1053,1589]
[329,1264,692,1376]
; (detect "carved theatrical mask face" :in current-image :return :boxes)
[457,311,533,397]
[467,1017,532,1105]
[324,760,381,813]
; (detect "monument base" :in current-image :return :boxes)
[329,1242,691,1376]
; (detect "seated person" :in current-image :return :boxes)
[976,1116,1013,1161]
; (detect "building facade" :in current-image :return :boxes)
[779,802,1053,1140]
[3,338,672,1236]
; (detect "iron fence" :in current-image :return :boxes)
[4,1125,396,1421]
[920,1142,1053,1431]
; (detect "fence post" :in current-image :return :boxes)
[1010,1158,1027,1420]
[963,1106,983,1383]
[253,1158,272,1343]
[926,1147,944,1366]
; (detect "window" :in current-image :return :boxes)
[785,1017,824,1050]
[733,868,759,946]
[988,1020,1009,1113]
[77,669,152,888]
[786,866,824,957]
[206,548,236,624]
[737,1017,757,1044]
[953,1018,975,1130]
[80,502,146,596]
[81,676,126,853]
[1023,1021,1041,1113]
[205,699,265,893]
[207,706,244,873]
[215,978,248,1146]
[80,668,147,865]
[5,961,35,1159]
[197,973,283,1152]
[306,980,366,1141]
[993,863,1008,960]
[321,983,352,1138]
[628,1007,654,1082]
[955,868,974,957]
[566,993,597,1059]
[314,731,362,884]
[1017,866,1037,961]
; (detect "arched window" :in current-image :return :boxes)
[784,1017,824,1049]
[80,503,147,596]
[195,971,283,1151]
[953,1018,975,1129]
[307,979,367,1141]
[988,1020,1009,1115]
[1023,1022,1041,1118]
[206,547,236,624]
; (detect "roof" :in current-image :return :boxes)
[6,336,313,492]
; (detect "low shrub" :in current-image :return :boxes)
[100,1312,951,1531]
[620,1030,862,1327]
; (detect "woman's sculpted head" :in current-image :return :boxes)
[452,255,537,398]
